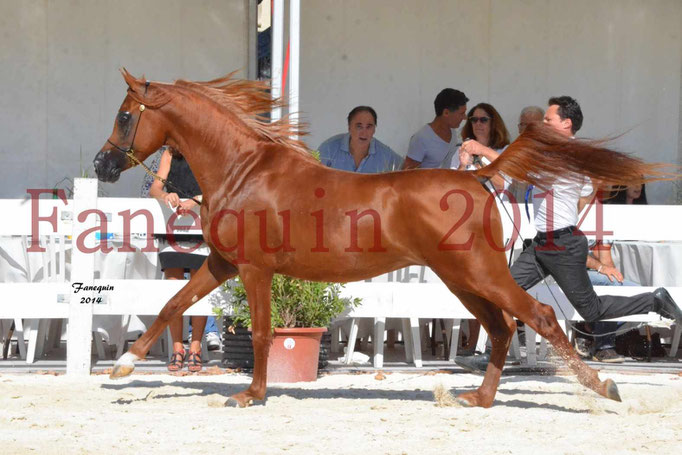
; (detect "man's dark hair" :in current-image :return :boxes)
[434,89,469,117]
[347,106,378,126]
[548,96,583,133]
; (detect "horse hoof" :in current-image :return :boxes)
[110,363,135,379]
[604,379,622,402]
[224,396,266,408]
[225,397,247,408]
[456,397,473,407]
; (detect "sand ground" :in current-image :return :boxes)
[0,370,680,455]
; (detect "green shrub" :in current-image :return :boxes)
[224,274,361,329]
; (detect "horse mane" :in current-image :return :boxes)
[173,73,314,161]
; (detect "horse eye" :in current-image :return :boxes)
[117,111,131,127]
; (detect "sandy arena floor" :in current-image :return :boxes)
[0,370,680,455]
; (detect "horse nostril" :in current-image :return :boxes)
[110,168,121,182]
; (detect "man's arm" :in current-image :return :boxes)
[587,241,624,283]
[403,134,425,170]
[578,195,592,214]
[401,156,422,170]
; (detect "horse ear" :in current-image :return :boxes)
[120,67,146,94]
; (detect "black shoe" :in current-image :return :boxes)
[454,353,490,374]
[653,288,682,324]
[592,348,625,363]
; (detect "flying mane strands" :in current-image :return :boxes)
[173,73,313,159]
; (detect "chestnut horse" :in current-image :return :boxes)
[94,70,670,408]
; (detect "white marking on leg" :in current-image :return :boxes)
[192,295,198,303]
[116,351,139,367]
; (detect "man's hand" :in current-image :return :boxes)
[599,265,624,283]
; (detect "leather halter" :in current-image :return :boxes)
[106,82,201,205]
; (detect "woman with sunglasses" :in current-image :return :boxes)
[449,103,511,354]
[453,103,511,192]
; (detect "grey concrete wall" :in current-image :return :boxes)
[300,0,682,203]
[0,0,248,198]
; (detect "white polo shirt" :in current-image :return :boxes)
[532,177,594,233]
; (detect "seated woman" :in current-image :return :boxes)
[446,102,511,193]
[609,183,647,204]
[318,106,403,173]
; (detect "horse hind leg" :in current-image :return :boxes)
[224,267,274,408]
[444,287,516,408]
[475,279,621,402]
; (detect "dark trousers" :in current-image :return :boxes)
[510,228,655,322]
[592,321,620,351]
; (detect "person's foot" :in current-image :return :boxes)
[653,288,682,324]
[573,337,593,358]
[187,351,203,372]
[206,332,221,351]
[454,353,490,374]
[592,348,625,363]
[167,350,186,372]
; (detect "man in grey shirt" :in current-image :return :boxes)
[402,88,468,169]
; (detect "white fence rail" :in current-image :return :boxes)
[1,179,681,372]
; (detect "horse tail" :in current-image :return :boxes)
[472,123,679,188]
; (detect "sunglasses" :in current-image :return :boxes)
[469,116,491,124]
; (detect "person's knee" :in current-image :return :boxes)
[571,304,602,322]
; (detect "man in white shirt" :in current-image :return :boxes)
[456,96,682,372]
[402,88,468,169]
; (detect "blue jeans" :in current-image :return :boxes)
[189,316,220,335]
[587,270,639,287]
[587,270,639,351]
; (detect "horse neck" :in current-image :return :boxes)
[161,94,264,199]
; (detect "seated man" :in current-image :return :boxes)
[509,106,544,203]
[318,106,402,173]
[517,105,544,134]
[402,88,468,169]
[579,239,639,363]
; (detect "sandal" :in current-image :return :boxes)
[187,351,203,373]
[168,350,186,372]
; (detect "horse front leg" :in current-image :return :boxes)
[225,267,274,408]
[111,254,236,378]
[447,288,516,408]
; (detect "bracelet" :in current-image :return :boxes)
[597,265,603,273]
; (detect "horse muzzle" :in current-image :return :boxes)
[93,149,126,183]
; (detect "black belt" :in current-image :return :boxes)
[535,225,576,240]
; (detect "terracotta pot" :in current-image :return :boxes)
[267,327,327,383]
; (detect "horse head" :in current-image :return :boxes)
[93,68,171,183]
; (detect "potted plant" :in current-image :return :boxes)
[221,275,360,383]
